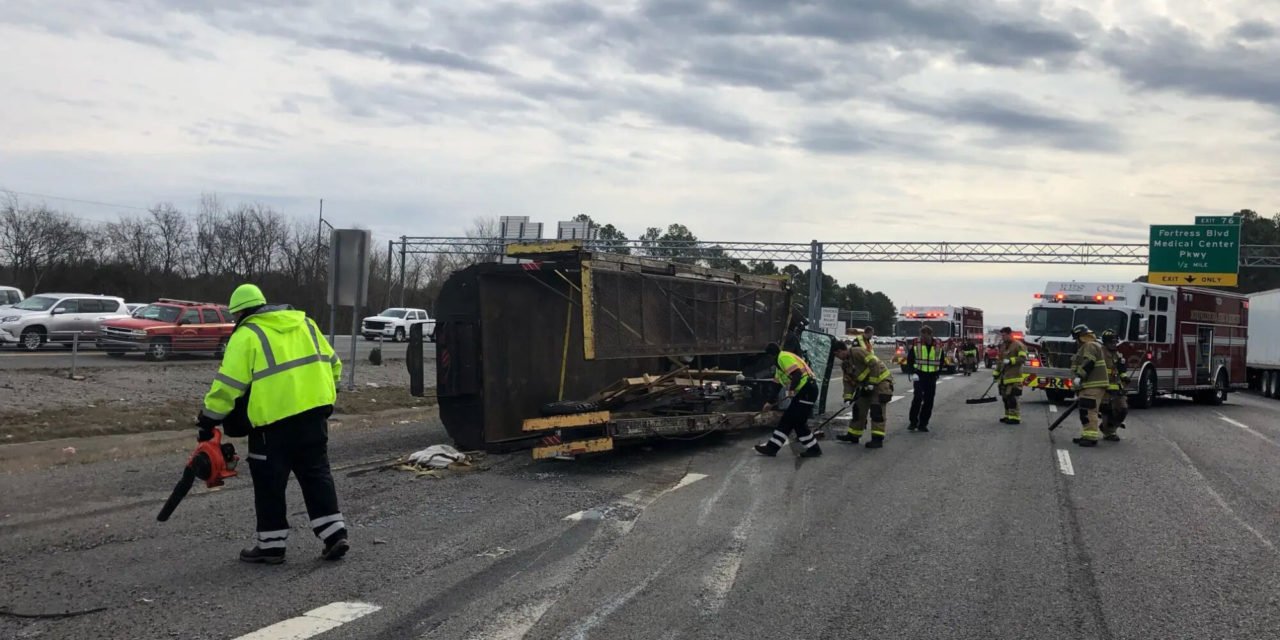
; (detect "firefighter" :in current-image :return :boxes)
[906,325,942,432]
[1099,329,1129,441]
[961,340,979,376]
[995,327,1028,425]
[1069,324,1110,448]
[197,284,349,564]
[755,343,822,458]
[834,340,894,449]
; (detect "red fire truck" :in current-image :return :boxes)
[893,305,985,374]
[1022,281,1248,407]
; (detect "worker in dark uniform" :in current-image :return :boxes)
[906,325,942,432]
[198,284,349,564]
[755,343,822,458]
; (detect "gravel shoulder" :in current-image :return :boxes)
[0,361,432,444]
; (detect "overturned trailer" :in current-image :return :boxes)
[409,242,835,458]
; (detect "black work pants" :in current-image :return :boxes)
[778,383,819,437]
[246,410,346,549]
[909,373,939,428]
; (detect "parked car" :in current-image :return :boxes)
[97,299,235,361]
[0,286,24,308]
[0,293,129,350]
[361,307,434,342]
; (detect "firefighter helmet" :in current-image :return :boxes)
[1071,324,1093,339]
[1101,329,1118,344]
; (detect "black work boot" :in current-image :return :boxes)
[907,423,919,432]
[865,436,884,449]
[754,442,780,457]
[321,535,350,561]
[240,546,286,565]
[799,444,823,458]
[836,432,861,444]
[917,424,930,433]
[1103,434,1121,442]
[1072,437,1098,448]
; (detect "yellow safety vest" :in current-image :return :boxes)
[913,342,941,373]
[202,309,342,428]
[775,351,814,392]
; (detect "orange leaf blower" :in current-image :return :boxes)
[157,428,239,522]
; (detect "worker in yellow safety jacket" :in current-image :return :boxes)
[755,343,822,458]
[995,327,1028,425]
[1069,324,1110,448]
[906,326,941,432]
[1099,329,1129,441]
[834,340,894,448]
[197,284,349,564]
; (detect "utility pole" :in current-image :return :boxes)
[807,240,824,324]
[398,235,407,307]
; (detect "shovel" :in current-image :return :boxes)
[966,376,1000,405]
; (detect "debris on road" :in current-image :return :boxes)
[398,444,483,478]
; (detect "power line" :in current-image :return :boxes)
[0,188,152,212]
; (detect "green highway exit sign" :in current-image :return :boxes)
[1148,224,1240,287]
[1195,215,1241,225]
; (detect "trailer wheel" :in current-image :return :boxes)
[1133,368,1157,409]
[1267,371,1278,399]
[541,400,601,416]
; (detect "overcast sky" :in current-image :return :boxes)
[2,0,1278,327]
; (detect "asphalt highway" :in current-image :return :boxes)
[0,336,429,370]
[3,369,1280,639]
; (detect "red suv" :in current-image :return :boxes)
[98,299,235,361]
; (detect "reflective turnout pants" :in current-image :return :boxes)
[767,384,820,451]
[1000,382,1022,420]
[1076,388,1107,441]
[247,413,347,550]
[846,380,894,441]
[1100,390,1129,435]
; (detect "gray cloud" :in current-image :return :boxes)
[313,36,509,75]
[1101,22,1280,110]
[1229,19,1277,42]
[889,93,1121,152]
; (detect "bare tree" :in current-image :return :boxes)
[0,197,88,291]
[149,203,191,278]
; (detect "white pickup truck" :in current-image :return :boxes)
[361,307,435,342]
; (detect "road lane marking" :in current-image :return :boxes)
[1049,405,1058,413]
[1056,449,1075,476]
[565,472,707,522]
[234,602,381,640]
[1215,412,1277,448]
[1168,441,1276,553]
[889,395,905,403]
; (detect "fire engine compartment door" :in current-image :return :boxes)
[1195,325,1213,386]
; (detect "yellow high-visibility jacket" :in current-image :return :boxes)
[202,308,341,428]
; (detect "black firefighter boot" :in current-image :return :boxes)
[240,546,286,565]
[865,434,885,449]
[835,430,861,444]
[755,430,786,457]
[1072,437,1099,447]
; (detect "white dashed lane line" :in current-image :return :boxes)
[1216,412,1277,448]
[233,602,381,640]
[1056,449,1075,476]
[1049,405,1058,413]
[565,472,708,521]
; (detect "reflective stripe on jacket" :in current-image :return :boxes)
[842,347,890,395]
[912,342,942,373]
[1000,339,1028,384]
[1071,338,1110,390]
[776,351,814,392]
[203,309,342,428]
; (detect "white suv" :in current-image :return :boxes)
[0,293,129,350]
[361,308,434,342]
[0,286,23,308]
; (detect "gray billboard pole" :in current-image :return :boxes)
[328,229,371,391]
